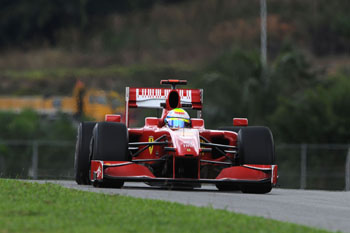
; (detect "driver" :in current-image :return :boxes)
[164,108,191,129]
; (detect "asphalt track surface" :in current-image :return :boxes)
[31,180,350,233]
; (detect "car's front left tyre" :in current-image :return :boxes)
[237,126,275,194]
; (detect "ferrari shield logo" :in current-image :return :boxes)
[96,165,102,179]
[148,136,154,154]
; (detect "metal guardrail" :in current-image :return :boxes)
[0,140,75,179]
[346,148,350,191]
[0,140,349,190]
[277,144,350,191]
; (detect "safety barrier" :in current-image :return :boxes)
[0,140,349,190]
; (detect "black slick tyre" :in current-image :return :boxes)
[237,126,275,165]
[216,182,240,191]
[91,122,129,188]
[91,122,129,161]
[74,122,96,185]
[237,126,275,194]
[93,179,124,188]
[241,183,272,194]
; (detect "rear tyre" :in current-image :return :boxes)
[91,122,129,188]
[237,126,275,194]
[74,122,96,185]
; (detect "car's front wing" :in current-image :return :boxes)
[90,160,278,186]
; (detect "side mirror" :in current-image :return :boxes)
[191,118,204,129]
[233,118,248,126]
[105,114,121,122]
[145,117,159,127]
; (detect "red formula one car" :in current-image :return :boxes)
[74,80,277,193]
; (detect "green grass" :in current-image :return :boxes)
[0,179,332,233]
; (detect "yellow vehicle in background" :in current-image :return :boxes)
[0,81,124,121]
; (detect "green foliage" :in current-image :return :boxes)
[199,45,350,144]
[40,113,76,141]
[271,44,315,96]
[0,63,197,95]
[7,109,40,140]
[0,109,39,140]
[0,179,331,233]
[0,0,186,48]
[0,110,75,141]
[199,46,316,128]
[269,73,350,143]
[0,0,89,47]
[0,111,76,178]
[199,49,263,127]
[268,0,350,56]
[1,0,349,57]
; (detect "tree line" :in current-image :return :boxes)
[0,0,185,48]
[198,45,350,143]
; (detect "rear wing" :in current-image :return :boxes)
[125,87,203,125]
[126,87,203,109]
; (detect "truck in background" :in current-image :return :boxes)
[0,81,124,121]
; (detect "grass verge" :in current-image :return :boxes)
[0,179,332,233]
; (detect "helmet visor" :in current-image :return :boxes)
[166,118,190,128]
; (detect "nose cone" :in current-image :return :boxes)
[169,129,200,156]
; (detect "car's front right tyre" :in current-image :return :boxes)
[74,122,96,185]
[91,122,129,188]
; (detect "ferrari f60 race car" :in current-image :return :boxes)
[74,80,277,193]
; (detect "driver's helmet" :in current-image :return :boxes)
[165,108,191,129]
